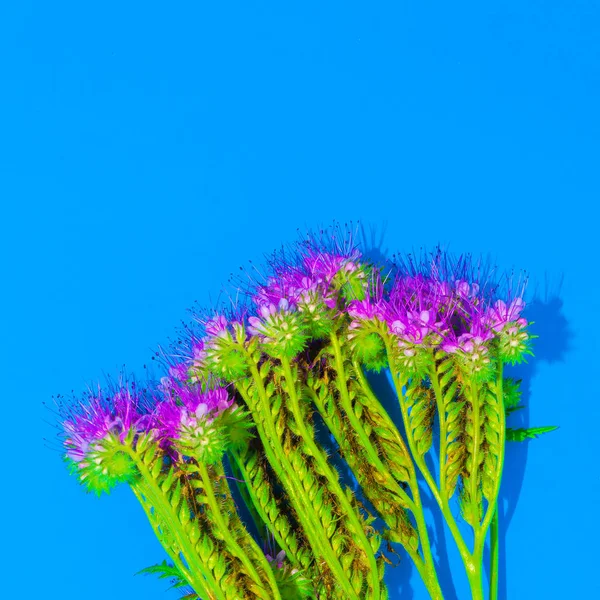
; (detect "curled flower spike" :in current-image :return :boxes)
[193,313,249,379]
[255,268,339,339]
[60,381,152,495]
[153,380,234,463]
[248,299,308,359]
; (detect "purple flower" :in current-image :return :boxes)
[302,249,360,284]
[248,299,308,358]
[205,315,229,337]
[347,297,385,323]
[381,275,452,347]
[152,380,233,444]
[168,362,189,382]
[152,380,233,463]
[61,383,152,464]
[484,298,526,333]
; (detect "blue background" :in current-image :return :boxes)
[2,1,598,598]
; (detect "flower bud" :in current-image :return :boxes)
[248,299,308,359]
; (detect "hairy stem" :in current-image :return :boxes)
[280,355,382,600]
[124,447,224,600]
[383,339,479,595]
[197,461,281,600]
[238,357,360,600]
[347,357,442,599]
[490,507,499,600]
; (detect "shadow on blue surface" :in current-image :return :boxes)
[488,285,572,600]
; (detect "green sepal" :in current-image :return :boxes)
[350,332,388,372]
[503,378,523,415]
[270,564,315,600]
[219,404,256,451]
[65,433,139,496]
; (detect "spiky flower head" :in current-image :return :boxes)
[484,299,534,365]
[248,299,308,359]
[342,248,533,376]
[346,288,389,371]
[60,380,152,495]
[301,247,371,303]
[253,255,341,339]
[153,379,233,464]
[192,313,249,380]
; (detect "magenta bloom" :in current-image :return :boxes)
[301,248,361,285]
[342,248,532,374]
[484,298,526,333]
[247,298,308,358]
[378,274,455,346]
[61,382,153,464]
[347,297,385,323]
[152,379,233,444]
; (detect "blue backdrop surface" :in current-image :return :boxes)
[1,1,598,598]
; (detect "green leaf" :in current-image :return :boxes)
[136,560,189,590]
[506,425,558,442]
[503,378,523,413]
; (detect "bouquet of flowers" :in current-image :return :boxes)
[54,227,556,599]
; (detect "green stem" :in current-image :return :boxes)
[238,359,360,600]
[468,380,483,538]
[426,355,490,600]
[228,448,298,567]
[227,450,268,543]
[130,485,214,599]
[124,448,224,600]
[466,562,485,600]
[280,355,381,600]
[346,357,443,598]
[383,340,477,587]
[330,335,416,511]
[490,507,499,600]
[197,461,281,600]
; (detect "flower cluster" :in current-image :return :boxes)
[180,239,532,383]
[60,373,251,492]
[153,379,234,463]
[345,255,532,379]
[247,299,308,359]
[192,314,249,380]
[191,241,378,372]
[55,229,545,600]
[60,382,152,494]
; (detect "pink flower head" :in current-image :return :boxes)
[205,315,229,338]
[61,381,153,464]
[302,249,360,285]
[347,297,384,323]
[484,298,526,333]
[153,380,233,444]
